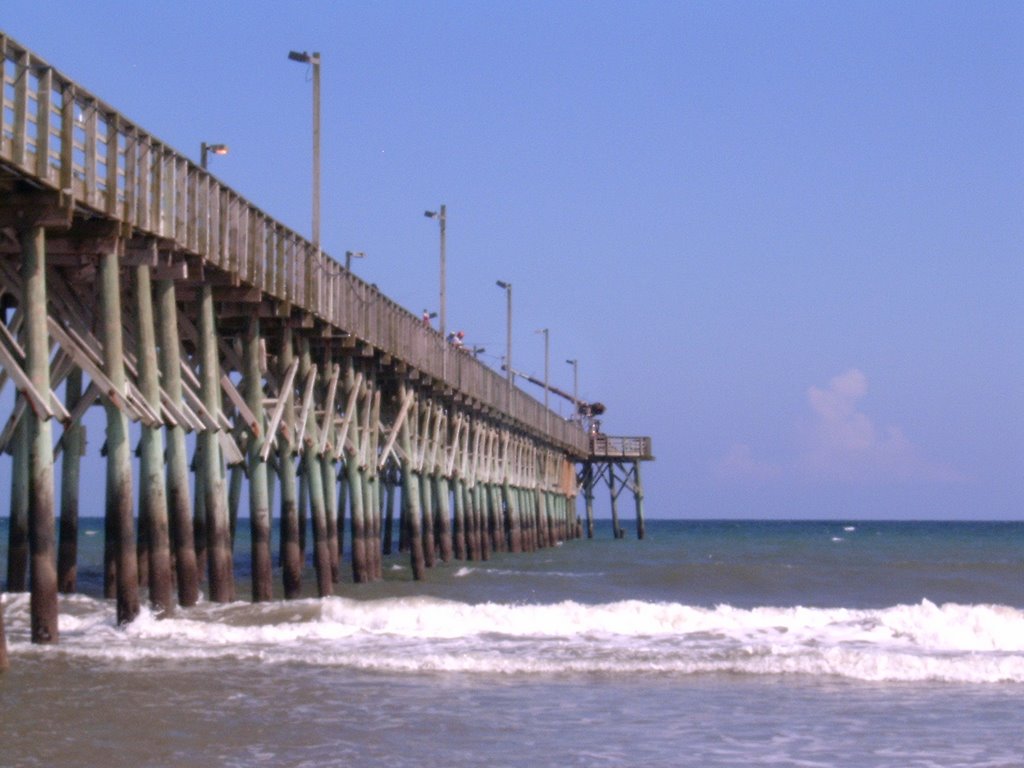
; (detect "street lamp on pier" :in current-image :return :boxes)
[424,206,447,340]
[200,142,229,170]
[536,327,549,432]
[565,358,578,419]
[345,251,365,272]
[495,280,513,408]
[287,49,321,257]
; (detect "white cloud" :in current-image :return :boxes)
[717,369,964,484]
[715,443,782,481]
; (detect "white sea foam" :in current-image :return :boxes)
[4,592,1023,683]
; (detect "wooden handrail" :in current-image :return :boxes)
[1,31,589,455]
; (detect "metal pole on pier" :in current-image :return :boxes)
[496,280,512,409]
[287,50,321,256]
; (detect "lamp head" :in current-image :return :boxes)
[288,50,312,63]
[496,280,510,289]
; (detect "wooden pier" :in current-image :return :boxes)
[0,32,651,664]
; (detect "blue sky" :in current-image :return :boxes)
[2,1,1021,519]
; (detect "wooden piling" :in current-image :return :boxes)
[155,277,199,607]
[100,244,139,627]
[192,447,207,583]
[6,409,28,592]
[419,404,436,568]
[436,474,454,563]
[486,480,501,554]
[398,471,410,554]
[536,488,549,549]
[198,283,233,602]
[134,261,172,613]
[297,459,308,559]
[57,368,83,593]
[382,465,397,555]
[633,459,645,540]
[608,464,623,539]
[397,384,426,579]
[520,488,534,552]
[323,456,340,582]
[489,483,505,552]
[582,462,595,539]
[463,480,478,561]
[368,471,382,579]
[343,362,368,583]
[0,598,7,671]
[452,425,468,560]
[452,476,467,560]
[228,462,243,547]
[337,470,348,560]
[243,315,273,601]
[476,482,490,561]
[299,338,332,597]
[504,477,521,554]
[367,384,383,580]
[319,360,340,582]
[278,326,302,598]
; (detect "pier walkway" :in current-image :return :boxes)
[0,32,651,663]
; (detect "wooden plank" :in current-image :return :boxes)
[333,371,363,461]
[218,429,244,466]
[377,388,414,470]
[46,317,130,415]
[179,376,220,431]
[359,386,375,468]
[294,362,317,449]
[445,412,464,477]
[316,363,339,455]
[259,357,299,462]
[220,372,260,438]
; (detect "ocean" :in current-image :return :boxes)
[1,518,1022,767]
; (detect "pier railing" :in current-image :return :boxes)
[589,435,654,460]
[0,32,588,455]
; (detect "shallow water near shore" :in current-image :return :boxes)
[2,519,1022,766]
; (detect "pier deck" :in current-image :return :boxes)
[0,31,650,663]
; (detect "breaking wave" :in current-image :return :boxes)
[4,592,1023,683]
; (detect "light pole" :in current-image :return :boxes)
[287,50,321,257]
[496,280,512,407]
[200,142,229,170]
[345,250,365,272]
[565,358,578,419]
[536,327,549,432]
[424,205,447,340]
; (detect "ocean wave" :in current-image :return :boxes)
[3,592,1023,683]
